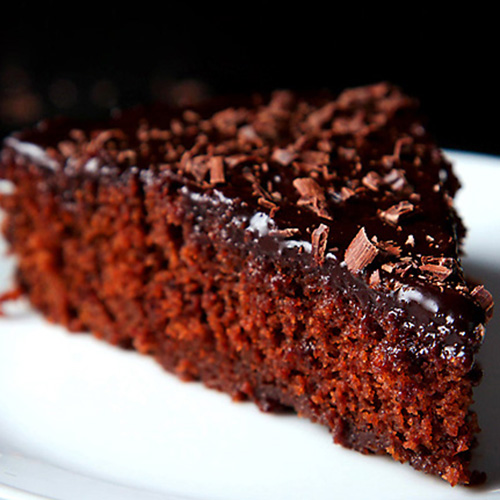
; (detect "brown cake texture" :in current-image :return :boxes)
[0,83,492,486]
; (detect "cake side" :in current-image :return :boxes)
[144,176,486,484]
[0,83,491,485]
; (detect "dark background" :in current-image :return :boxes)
[1,5,499,155]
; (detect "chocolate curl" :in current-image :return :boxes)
[344,227,379,274]
[209,156,225,185]
[378,201,414,225]
[471,285,494,321]
[293,177,332,220]
[311,224,330,265]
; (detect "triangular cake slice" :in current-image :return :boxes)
[0,83,492,485]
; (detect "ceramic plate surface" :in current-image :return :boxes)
[1,151,499,500]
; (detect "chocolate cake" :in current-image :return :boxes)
[0,83,492,485]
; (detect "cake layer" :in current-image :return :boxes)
[0,83,491,485]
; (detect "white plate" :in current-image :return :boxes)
[1,151,499,500]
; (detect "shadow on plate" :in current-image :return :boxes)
[463,259,500,490]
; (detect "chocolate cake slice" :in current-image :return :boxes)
[0,83,492,485]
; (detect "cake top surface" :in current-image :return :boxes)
[2,82,492,361]
[4,83,459,260]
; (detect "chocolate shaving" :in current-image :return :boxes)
[299,150,330,166]
[381,263,396,274]
[344,227,379,274]
[117,149,137,165]
[317,139,332,153]
[321,165,336,182]
[253,107,290,140]
[238,125,262,145]
[337,146,357,161]
[405,234,415,247]
[306,102,336,130]
[419,257,455,281]
[378,201,414,225]
[377,240,402,257]
[272,227,300,238]
[337,82,391,108]
[183,110,201,123]
[292,135,310,151]
[293,177,332,220]
[248,173,276,206]
[170,119,184,136]
[69,129,87,142]
[211,107,248,136]
[393,136,413,159]
[394,261,414,277]
[340,187,355,201]
[270,191,282,202]
[293,161,322,175]
[58,140,77,157]
[225,154,261,168]
[182,154,211,182]
[242,170,258,185]
[91,129,127,147]
[269,89,295,110]
[209,156,225,185]
[149,128,172,141]
[381,155,396,168]
[471,285,494,320]
[331,111,365,135]
[419,264,453,281]
[258,197,278,212]
[294,178,323,199]
[421,256,455,267]
[369,269,381,287]
[384,169,409,192]
[329,186,355,203]
[362,171,382,191]
[164,143,180,162]
[311,224,330,264]
[271,148,297,166]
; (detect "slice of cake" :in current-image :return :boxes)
[0,83,492,485]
